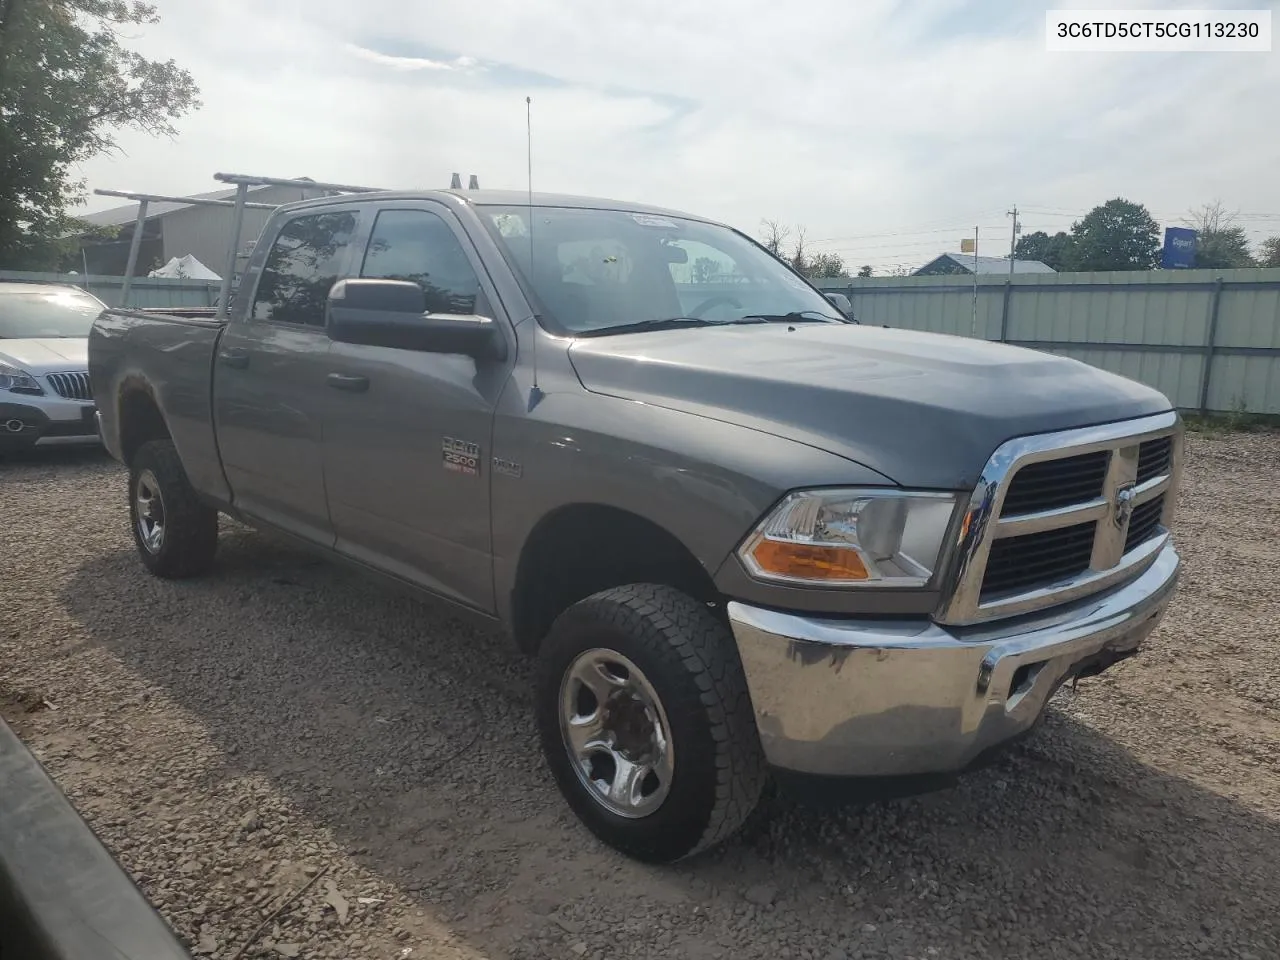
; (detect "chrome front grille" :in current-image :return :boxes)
[46,371,93,401]
[1000,449,1108,514]
[936,411,1182,625]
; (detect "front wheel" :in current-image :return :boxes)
[128,439,219,579]
[535,584,766,862]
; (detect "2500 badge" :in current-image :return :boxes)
[442,437,481,477]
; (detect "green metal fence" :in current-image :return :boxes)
[0,270,219,309]
[816,267,1280,415]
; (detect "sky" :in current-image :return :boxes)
[75,0,1280,274]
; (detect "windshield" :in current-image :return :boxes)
[0,287,104,338]
[479,205,845,335]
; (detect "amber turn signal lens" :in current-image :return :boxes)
[750,539,870,581]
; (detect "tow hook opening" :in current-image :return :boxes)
[1004,660,1047,709]
[1009,662,1041,699]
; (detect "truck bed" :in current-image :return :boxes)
[89,308,231,503]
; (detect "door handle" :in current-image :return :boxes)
[327,373,370,393]
[218,349,249,369]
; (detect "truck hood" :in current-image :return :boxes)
[0,337,88,372]
[567,324,1172,490]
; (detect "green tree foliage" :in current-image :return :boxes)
[804,251,847,279]
[856,264,872,278]
[0,0,200,269]
[1259,237,1280,268]
[1185,202,1257,269]
[1014,230,1075,271]
[1195,227,1255,269]
[1067,198,1160,271]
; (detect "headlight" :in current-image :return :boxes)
[738,489,957,587]
[0,361,43,395]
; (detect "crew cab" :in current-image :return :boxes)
[89,188,1183,862]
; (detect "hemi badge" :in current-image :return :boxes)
[442,437,481,477]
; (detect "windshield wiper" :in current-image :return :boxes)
[576,317,743,337]
[738,310,847,324]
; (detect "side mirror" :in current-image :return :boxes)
[326,278,505,360]
[824,292,852,317]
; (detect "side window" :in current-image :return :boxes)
[361,209,484,315]
[664,239,748,318]
[252,211,358,326]
[665,239,744,286]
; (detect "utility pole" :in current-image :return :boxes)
[1007,204,1020,276]
[970,226,979,337]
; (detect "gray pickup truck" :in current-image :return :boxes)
[89,188,1183,863]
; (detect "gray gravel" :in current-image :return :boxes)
[2,429,1278,960]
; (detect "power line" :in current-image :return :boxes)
[805,209,1007,244]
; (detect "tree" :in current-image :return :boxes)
[759,219,847,278]
[789,226,808,275]
[856,264,872,278]
[759,219,790,259]
[1068,198,1160,271]
[0,1,200,269]
[1184,201,1256,269]
[805,251,847,279]
[691,256,719,283]
[1014,230,1075,271]
[1259,237,1280,268]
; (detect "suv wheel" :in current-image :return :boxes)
[535,583,766,862]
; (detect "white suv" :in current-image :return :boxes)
[0,282,105,455]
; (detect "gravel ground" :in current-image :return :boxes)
[2,430,1278,960]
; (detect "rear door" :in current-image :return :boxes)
[320,201,514,612]
[213,207,360,544]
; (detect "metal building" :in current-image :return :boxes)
[913,253,1056,276]
[73,180,326,277]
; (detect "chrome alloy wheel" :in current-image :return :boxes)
[135,468,166,554]
[559,648,675,818]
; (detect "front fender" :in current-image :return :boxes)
[489,378,893,627]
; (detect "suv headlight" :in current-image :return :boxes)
[0,361,43,395]
[738,489,958,587]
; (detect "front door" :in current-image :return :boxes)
[213,207,361,544]
[320,202,514,612]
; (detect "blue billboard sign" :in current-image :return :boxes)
[1161,227,1197,269]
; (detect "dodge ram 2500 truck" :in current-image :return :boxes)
[90,188,1183,863]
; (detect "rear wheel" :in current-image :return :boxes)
[535,583,766,862]
[128,439,218,578]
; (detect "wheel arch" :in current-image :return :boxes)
[117,378,171,467]
[510,503,722,655]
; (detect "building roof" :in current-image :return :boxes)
[914,253,1056,275]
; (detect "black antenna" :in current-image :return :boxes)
[526,95,543,408]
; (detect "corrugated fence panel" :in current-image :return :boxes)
[0,270,218,308]
[818,268,1280,414]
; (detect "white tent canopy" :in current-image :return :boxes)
[147,254,221,281]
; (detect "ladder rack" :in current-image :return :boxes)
[93,172,396,316]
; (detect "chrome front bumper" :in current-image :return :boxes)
[727,543,1179,777]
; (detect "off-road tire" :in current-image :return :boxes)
[128,439,218,579]
[535,583,766,862]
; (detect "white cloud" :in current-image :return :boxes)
[75,0,1280,272]
[344,44,480,72]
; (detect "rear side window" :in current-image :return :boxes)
[360,209,484,315]
[252,211,359,326]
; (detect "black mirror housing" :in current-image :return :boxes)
[326,278,505,360]
[825,292,852,316]
[333,277,426,314]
